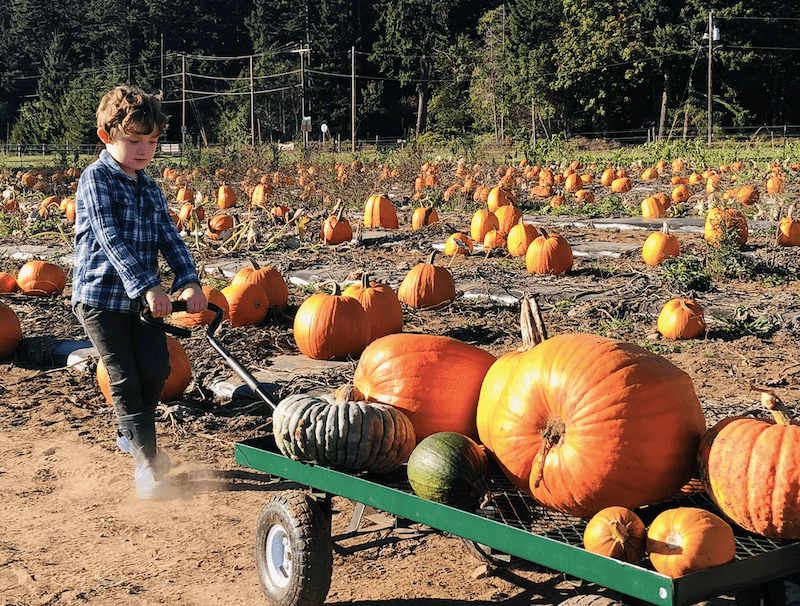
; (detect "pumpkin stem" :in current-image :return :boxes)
[533,416,565,489]
[608,519,630,545]
[361,272,371,289]
[751,385,793,426]
[321,279,342,296]
[247,257,261,271]
[519,295,548,351]
[661,221,670,236]
[425,250,438,265]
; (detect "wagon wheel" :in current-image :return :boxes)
[254,490,333,606]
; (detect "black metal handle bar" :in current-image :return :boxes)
[139,301,278,411]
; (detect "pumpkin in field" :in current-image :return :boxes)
[641,195,666,219]
[610,177,632,192]
[352,333,496,442]
[646,507,735,577]
[671,184,692,204]
[698,389,800,539]
[176,186,194,203]
[342,274,403,341]
[363,193,398,229]
[443,232,474,256]
[0,300,22,358]
[642,222,680,266]
[600,167,616,187]
[482,229,506,251]
[777,205,800,246]
[470,208,499,244]
[476,297,707,518]
[525,227,573,275]
[397,252,456,310]
[657,298,705,340]
[272,388,416,473]
[206,213,234,240]
[17,260,67,296]
[250,182,272,208]
[583,506,646,564]
[494,204,522,236]
[97,336,191,403]
[406,432,490,509]
[217,184,236,209]
[321,205,353,245]
[0,272,19,293]
[487,186,516,213]
[736,184,759,206]
[221,281,269,327]
[293,281,371,360]
[411,202,439,230]
[563,172,582,192]
[506,218,538,257]
[704,207,748,247]
[230,258,289,311]
[171,285,229,327]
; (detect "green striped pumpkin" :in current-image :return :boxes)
[272,390,416,473]
[406,432,490,509]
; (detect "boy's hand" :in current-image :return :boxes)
[177,282,207,314]
[145,285,172,318]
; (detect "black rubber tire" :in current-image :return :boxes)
[254,491,333,606]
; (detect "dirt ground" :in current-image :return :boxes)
[2,173,800,605]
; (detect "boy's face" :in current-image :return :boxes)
[97,126,160,178]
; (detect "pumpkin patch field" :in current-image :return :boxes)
[1,150,800,605]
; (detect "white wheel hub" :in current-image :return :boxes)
[266,523,292,588]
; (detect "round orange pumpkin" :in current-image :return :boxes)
[646,507,735,577]
[0,300,22,358]
[476,301,707,518]
[657,298,705,340]
[506,218,538,257]
[487,186,516,213]
[352,333,496,442]
[221,281,269,327]
[321,205,353,245]
[96,335,192,403]
[363,193,399,229]
[698,390,800,539]
[494,204,522,236]
[470,209,499,244]
[17,260,67,296]
[217,184,236,209]
[411,203,439,230]
[342,274,404,342]
[777,206,800,246]
[525,227,573,275]
[397,252,456,310]
[704,207,748,247]
[583,506,646,564]
[293,281,371,361]
[0,271,19,293]
[443,232,474,256]
[230,258,288,311]
[642,222,680,266]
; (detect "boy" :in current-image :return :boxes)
[72,85,207,500]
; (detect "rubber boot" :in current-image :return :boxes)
[116,410,169,500]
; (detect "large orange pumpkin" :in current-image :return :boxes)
[363,193,399,229]
[411,203,439,230]
[217,184,237,209]
[221,282,269,327]
[0,272,19,293]
[777,206,800,246]
[293,281,371,360]
[698,389,800,539]
[470,209,499,244]
[17,260,67,296]
[230,258,289,311]
[476,299,707,518]
[96,335,191,403]
[342,274,404,342]
[525,227,573,275]
[704,207,748,247]
[397,252,456,310]
[646,507,735,577]
[494,204,522,236]
[642,222,679,266]
[487,186,516,213]
[352,333,496,442]
[506,218,538,257]
[320,206,353,245]
[657,298,705,340]
[0,300,22,358]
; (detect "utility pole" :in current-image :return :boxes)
[249,55,255,147]
[351,46,356,153]
[292,44,310,148]
[707,10,713,144]
[181,54,186,148]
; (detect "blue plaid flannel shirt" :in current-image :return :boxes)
[71,150,200,314]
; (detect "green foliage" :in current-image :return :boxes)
[660,255,712,292]
[712,305,776,337]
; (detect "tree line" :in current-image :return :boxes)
[2,0,799,149]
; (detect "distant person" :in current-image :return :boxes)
[71,85,206,499]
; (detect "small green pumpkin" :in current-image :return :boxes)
[272,388,416,473]
[406,432,490,509]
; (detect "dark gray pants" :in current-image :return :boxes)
[74,303,170,418]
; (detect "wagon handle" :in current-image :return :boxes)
[139,302,278,411]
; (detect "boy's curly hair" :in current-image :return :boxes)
[96,85,168,137]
